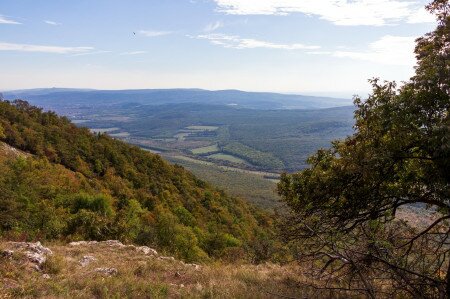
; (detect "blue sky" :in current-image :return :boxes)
[0,0,436,97]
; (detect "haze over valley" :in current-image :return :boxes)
[3,88,354,208]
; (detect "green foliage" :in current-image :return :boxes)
[167,156,280,209]
[278,0,449,232]
[29,100,353,171]
[174,206,196,226]
[277,1,450,296]
[222,142,284,170]
[173,225,208,262]
[68,193,115,217]
[0,100,273,262]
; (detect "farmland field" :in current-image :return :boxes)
[174,132,190,141]
[222,142,284,169]
[186,125,219,131]
[28,101,354,172]
[8,88,354,204]
[207,153,249,165]
[43,103,354,172]
[191,144,220,155]
[167,156,281,209]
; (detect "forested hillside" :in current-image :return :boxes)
[0,100,274,262]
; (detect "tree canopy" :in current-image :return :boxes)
[278,1,450,297]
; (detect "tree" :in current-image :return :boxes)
[278,1,450,297]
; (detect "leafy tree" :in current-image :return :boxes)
[278,1,450,297]
[118,199,145,241]
[0,185,22,231]
[68,193,115,217]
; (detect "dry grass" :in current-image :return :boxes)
[0,241,352,299]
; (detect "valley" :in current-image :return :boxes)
[1,1,447,297]
[4,89,354,209]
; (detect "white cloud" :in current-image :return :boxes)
[120,51,147,55]
[71,50,111,57]
[406,7,435,23]
[204,21,224,32]
[194,33,320,50]
[213,0,433,26]
[332,35,417,65]
[139,30,172,37]
[44,20,60,26]
[306,51,333,55]
[0,42,94,54]
[0,15,21,24]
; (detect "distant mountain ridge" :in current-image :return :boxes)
[3,88,352,110]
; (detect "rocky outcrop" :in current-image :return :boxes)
[68,241,99,246]
[0,142,30,158]
[136,246,158,256]
[79,255,97,267]
[69,240,158,256]
[184,262,201,270]
[158,256,175,261]
[3,242,53,270]
[1,250,14,259]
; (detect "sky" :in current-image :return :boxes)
[0,0,437,97]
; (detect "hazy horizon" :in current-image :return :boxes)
[1,86,363,99]
[0,0,436,95]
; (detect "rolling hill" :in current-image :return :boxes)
[0,100,274,262]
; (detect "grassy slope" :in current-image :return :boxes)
[0,241,333,299]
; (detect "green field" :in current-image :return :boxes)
[168,156,281,209]
[170,155,281,177]
[222,142,284,170]
[191,144,220,155]
[207,153,249,165]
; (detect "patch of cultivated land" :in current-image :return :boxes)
[71,120,89,124]
[109,132,130,137]
[0,240,324,299]
[185,125,218,131]
[167,156,281,209]
[174,132,190,141]
[190,144,219,155]
[169,155,280,178]
[207,153,249,165]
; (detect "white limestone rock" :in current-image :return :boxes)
[79,255,97,267]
